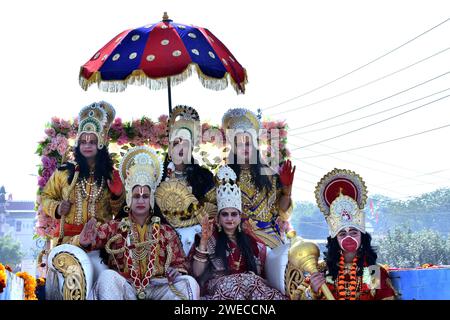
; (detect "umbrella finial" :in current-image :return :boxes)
[162,12,169,21]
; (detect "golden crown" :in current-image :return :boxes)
[168,105,201,146]
[315,168,368,237]
[119,146,163,208]
[76,101,115,149]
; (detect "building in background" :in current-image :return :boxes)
[0,186,39,275]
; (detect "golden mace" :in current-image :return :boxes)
[288,240,335,300]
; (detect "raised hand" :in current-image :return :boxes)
[57,200,72,217]
[279,160,296,187]
[79,217,98,248]
[107,170,124,197]
[276,217,292,234]
[199,214,214,249]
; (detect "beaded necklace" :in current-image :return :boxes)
[74,173,105,225]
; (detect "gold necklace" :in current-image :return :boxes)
[233,254,242,270]
[129,225,152,261]
[74,176,105,224]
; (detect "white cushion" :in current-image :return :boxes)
[265,243,290,295]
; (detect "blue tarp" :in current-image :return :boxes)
[390,267,450,300]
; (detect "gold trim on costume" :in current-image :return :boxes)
[238,168,278,222]
[156,180,217,228]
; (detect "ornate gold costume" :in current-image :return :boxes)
[159,105,216,228]
[41,168,124,245]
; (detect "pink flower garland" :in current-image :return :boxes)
[34,115,290,239]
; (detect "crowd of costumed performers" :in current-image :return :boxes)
[24,101,399,300]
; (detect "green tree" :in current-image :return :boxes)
[0,235,24,270]
[375,188,450,214]
[376,226,450,268]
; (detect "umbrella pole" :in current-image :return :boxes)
[167,77,173,114]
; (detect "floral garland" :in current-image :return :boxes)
[16,271,38,300]
[337,255,358,300]
[34,114,290,240]
[0,263,39,300]
[0,263,7,294]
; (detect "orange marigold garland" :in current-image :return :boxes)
[337,254,358,300]
[0,263,7,294]
[16,271,38,300]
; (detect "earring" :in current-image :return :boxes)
[238,224,242,232]
[124,206,130,213]
[217,223,222,232]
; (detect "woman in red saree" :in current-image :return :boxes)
[189,166,286,300]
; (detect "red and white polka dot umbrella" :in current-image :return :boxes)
[79,12,248,112]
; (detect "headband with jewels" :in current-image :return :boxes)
[118,146,163,209]
[315,168,368,238]
[75,101,115,149]
[222,108,261,147]
[168,105,201,146]
[216,166,242,212]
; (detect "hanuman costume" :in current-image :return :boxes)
[41,102,124,246]
[85,146,199,300]
[156,105,216,229]
[206,108,293,248]
[189,166,286,300]
[296,169,396,300]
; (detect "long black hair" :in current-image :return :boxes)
[228,136,273,192]
[324,232,378,280]
[213,224,258,274]
[59,145,114,186]
[161,154,214,200]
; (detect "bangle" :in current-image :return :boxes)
[195,246,209,255]
[195,252,208,260]
[193,255,208,263]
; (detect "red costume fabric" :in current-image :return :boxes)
[90,216,188,280]
[188,228,286,300]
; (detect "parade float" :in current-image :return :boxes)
[2,13,449,301]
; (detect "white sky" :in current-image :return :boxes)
[1,0,449,203]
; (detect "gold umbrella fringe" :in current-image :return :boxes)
[79,63,247,94]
